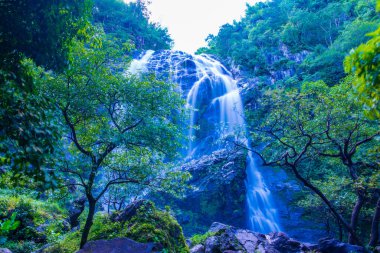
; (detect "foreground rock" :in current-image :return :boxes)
[190,222,365,253]
[76,238,162,253]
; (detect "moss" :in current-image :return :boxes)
[0,192,68,252]
[190,231,216,245]
[45,201,189,253]
[46,231,81,253]
[3,241,38,253]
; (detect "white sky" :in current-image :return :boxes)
[124,0,260,53]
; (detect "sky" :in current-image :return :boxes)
[124,0,260,53]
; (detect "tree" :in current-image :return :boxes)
[44,30,187,248]
[0,0,92,185]
[0,60,61,186]
[200,0,379,86]
[344,20,380,119]
[93,0,172,50]
[0,0,92,71]
[248,79,379,245]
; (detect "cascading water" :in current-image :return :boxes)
[129,50,281,233]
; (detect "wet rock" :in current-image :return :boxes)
[145,51,198,96]
[208,222,230,233]
[204,236,220,253]
[266,232,303,253]
[318,238,365,253]
[190,244,205,253]
[76,238,162,253]
[0,249,12,253]
[234,230,261,251]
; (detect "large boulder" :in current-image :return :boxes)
[76,238,161,253]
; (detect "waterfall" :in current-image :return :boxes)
[129,50,281,233]
[128,50,155,75]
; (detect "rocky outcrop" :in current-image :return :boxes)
[0,249,12,253]
[154,149,247,236]
[76,238,162,253]
[190,222,365,253]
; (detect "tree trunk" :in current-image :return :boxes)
[80,197,96,249]
[369,196,380,247]
[338,220,343,242]
[348,190,365,244]
[290,165,362,245]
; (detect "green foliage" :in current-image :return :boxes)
[0,0,92,70]
[3,241,37,253]
[0,192,68,252]
[0,0,92,186]
[344,24,380,119]
[249,77,379,242]
[46,29,185,164]
[93,0,172,50]
[0,212,21,244]
[200,0,379,85]
[44,28,187,191]
[42,27,187,246]
[190,231,216,245]
[0,59,62,186]
[44,202,189,253]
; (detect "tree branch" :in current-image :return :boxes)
[62,105,94,160]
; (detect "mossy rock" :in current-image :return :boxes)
[44,200,189,253]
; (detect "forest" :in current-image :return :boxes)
[0,0,379,252]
